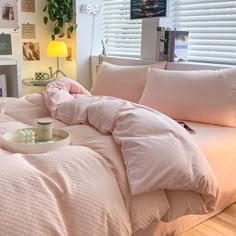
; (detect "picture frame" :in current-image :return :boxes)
[0,0,18,28]
[131,0,167,20]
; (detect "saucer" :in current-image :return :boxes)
[31,79,55,86]
[22,78,55,86]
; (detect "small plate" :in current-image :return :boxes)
[31,79,55,86]
[22,78,55,86]
[2,128,70,154]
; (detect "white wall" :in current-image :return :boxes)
[0,0,77,83]
[76,0,103,89]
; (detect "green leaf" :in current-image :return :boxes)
[68,25,73,33]
[58,19,63,28]
[43,16,48,25]
[54,26,60,35]
[43,0,77,37]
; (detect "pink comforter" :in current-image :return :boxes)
[0,78,219,235]
[46,80,218,225]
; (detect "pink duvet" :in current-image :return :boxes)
[0,78,219,235]
[45,80,218,214]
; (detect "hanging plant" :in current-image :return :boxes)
[43,0,76,40]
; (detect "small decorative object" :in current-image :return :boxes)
[47,40,68,78]
[18,129,36,144]
[80,4,101,15]
[37,120,53,142]
[35,72,50,80]
[43,0,76,40]
[101,39,108,56]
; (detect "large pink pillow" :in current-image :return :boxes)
[90,61,166,103]
[139,67,236,127]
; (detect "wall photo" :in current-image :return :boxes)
[0,0,18,28]
[2,6,14,20]
[23,42,40,61]
[0,34,12,55]
[21,0,35,13]
[131,0,167,19]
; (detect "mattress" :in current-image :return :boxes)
[134,121,236,236]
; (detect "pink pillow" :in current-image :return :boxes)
[90,61,166,103]
[139,67,236,127]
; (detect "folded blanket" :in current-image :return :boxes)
[45,78,219,211]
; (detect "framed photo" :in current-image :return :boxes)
[131,0,167,20]
[22,42,40,61]
[0,0,18,28]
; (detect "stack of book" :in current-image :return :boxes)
[155,27,189,62]
[0,74,7,97]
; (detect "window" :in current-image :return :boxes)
[103,0,142,58]
[170,0,236,65]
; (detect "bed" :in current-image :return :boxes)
[0,62,235,235]
[134,122,236,235]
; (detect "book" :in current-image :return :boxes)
[174,31,189,62]
[164,30,169,61]
[0,74,7,97]
[155,27,165,61]
[156,28,189,62]
[167,30,177,62]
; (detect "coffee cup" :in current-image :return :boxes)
[35,72,50,80]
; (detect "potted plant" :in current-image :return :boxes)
[43,0,76,40]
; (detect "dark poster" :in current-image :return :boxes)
[131,0,167,19]
[0,34,12,55]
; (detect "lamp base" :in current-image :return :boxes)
[52,69,67,78]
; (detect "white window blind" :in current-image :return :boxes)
[170,0,236,65]
[103,0,142,58]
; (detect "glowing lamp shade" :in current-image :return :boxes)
[47,41,68,78]
[47,41,68,57]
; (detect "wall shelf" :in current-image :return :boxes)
[0,58,21,97]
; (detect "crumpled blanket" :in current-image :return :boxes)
[45,78,219,212]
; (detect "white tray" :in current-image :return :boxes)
[2,128,70,154]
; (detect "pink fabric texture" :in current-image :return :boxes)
[139,67,236,127]
[44,77,91,116]
[0,78,234,235]
[0,88,231,235]
[135,122,236,235]
[90,61,166,103]
[0,97,131,236]
[44,78,218,212]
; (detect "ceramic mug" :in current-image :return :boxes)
[35,72,50,80]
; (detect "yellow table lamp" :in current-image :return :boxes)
[47,41,68,78]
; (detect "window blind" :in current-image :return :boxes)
[170,0,236,65]
[103,0,142,57]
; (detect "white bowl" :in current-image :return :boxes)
[2,128,70,154]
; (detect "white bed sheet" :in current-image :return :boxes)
[134,121,236,235]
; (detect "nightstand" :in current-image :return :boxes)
[22,78,47,95]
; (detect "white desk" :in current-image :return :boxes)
[0,58,21,97]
